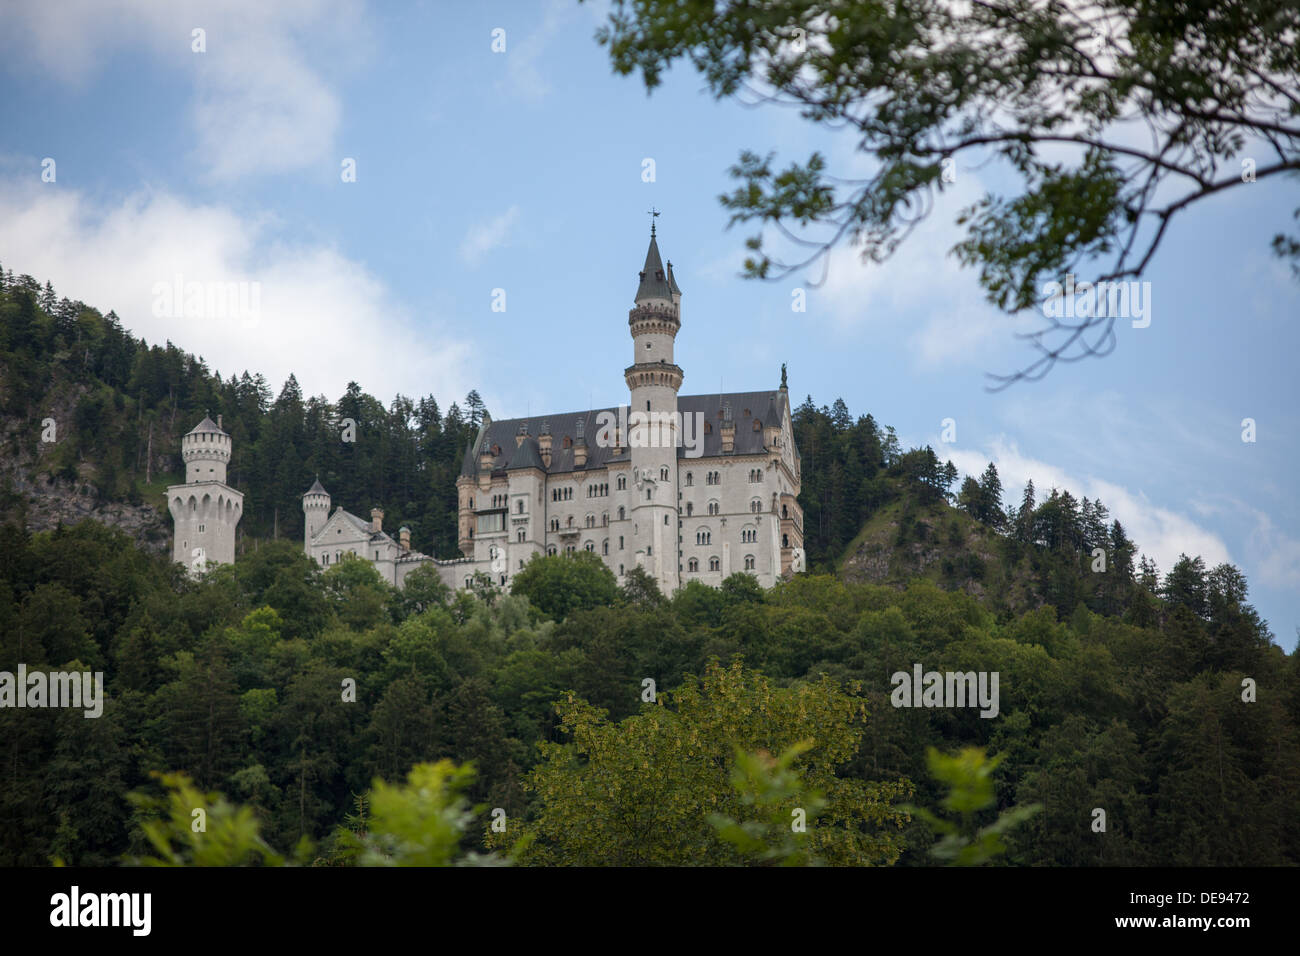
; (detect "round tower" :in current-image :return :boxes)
[625,221,682,595]
[182,415,233,483]
[302,476,331,554]
[168,414,243,571]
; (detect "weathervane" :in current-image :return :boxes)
[648,206,660,237]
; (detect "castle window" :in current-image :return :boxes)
[602,539,609,555]
[753,420,762,431]
[566,544,575,554]
[688,558,698,572]
[664,515,669,525]
[686,502,693,516]
[518,529,526,542]
[709,556,720,571]
[547,545,556,556]
[619,536,624,549]
[696,530,711,545]
[686,473,693,486]
[782,534,789,548]
[519,560,525,569]
[567,516,574,528]
[707,501,719,516]
[751,498,761,513]
[618,506,625,520]
[782,504,788,518]
[563,436,572,448]
[660,466,668,481]
[602,512,608,526]
[585,542,594,552]
[586,514,595,528]
[619,564,624,575]
[518,501,524,513]
[375,551,379,561]
[198,524,205,533]
[617,476,626,490]
[744,555,755,570]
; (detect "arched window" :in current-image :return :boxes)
[688,558,699,572]
[660,466,669,481]
[708,501,719,516]
[646,490,652,501]
[782,534,789,548]
[686,473,693,486]
[586,514,595,528]
[782,504,788,518]
[517,529,526,542]
[547,545,557,556]
[709,556,720,571]
[567,516,574,528]
[602,539,609,555]
[751,498,761,513]
[617,475,626,490]
[686,502,693,516]
[745,555,755,570]
[602,512,608,526]
[585,541,594,552]
[618,506,625,520]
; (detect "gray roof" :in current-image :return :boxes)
[459,440,478,478]
[303,476,327,497]
[460,391,788,477]
[187,416,225,436]
[635,234,673,302]
[667,260,681,296]
[506,435,546,471]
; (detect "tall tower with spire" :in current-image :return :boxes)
[167,414,243,572]
[625,221,683,594]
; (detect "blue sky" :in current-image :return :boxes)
[1,1,1296,650]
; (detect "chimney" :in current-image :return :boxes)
[574,418,587,468]
[516,422,529,447]
[538,421,552,468]
[371,507,383,534]
[399,526,410,551]
[720,402,735,454]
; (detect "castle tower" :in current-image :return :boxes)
[625,222,683,594]
[302,476,330,552]
[167,415,244,572]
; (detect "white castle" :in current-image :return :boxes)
[171,227,806,594]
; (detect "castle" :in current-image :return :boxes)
[170,227,806,594]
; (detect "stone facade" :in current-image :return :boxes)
[166,415,243,571]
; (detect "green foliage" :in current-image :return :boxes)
[708,742,828,866]
[503,661,911,866]
[509,551,620,621]
[903,748,1040,866]
[125,772,295,867]
[333,761,504,867]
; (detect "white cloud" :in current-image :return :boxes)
[1,0,364,181]
[943,435,1233,576]
[460,206,521,265]
[0,180,472,403]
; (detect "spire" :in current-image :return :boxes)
[458,439,478,478]
[303,474,327,496]
[635,228,673,303]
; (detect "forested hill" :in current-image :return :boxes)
[1,267,1297,868]
[0,267,1284,648]
[0,267,481,558]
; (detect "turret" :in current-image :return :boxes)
[182,414,232,484]
[302,476,330,551]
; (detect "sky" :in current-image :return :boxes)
[0,0,1296,650]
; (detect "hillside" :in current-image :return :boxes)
[1,267,1295,870]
